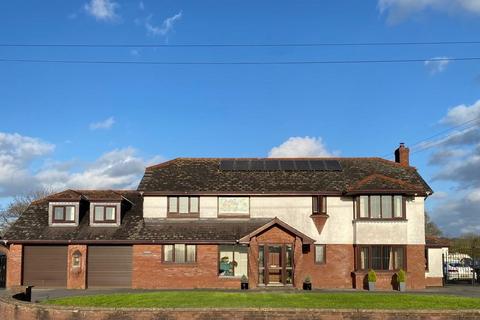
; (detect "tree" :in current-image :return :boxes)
[0,188,54,236]
[425,211,443,237]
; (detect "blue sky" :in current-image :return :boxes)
[1,0,480,235]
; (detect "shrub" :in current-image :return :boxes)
[397,269,406,283]
[241,275,248,283]
[304,275,312,284]
[367,269,377,282]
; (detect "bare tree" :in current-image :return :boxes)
[425,211,443,237]
[0,187,54,236]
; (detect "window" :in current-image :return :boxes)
[72,250,82,268]
[163,244,196,263]
[93,206,117,223]
[315,244,326,264]
[356,195,404,219]
[168,196,199,215]
[312,196,327,214]
[52,206,75,223]
[218,197,249,216]
[218,245,248,277]
[356,245,406,271]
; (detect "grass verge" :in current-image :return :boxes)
[42,291,480,309]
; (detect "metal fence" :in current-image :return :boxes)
[443,246,480,286]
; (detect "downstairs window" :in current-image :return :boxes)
[357,245,405,271]
[218,245,248,277]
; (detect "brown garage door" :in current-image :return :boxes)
[23,246,67,287]
[87,246,132,287]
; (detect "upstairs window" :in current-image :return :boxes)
[94,205,117,223]
[52,205,75,223]
[357,195,404,219]
[168,196,199,215]
[312,196,327,214]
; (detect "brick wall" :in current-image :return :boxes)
[1,296,479,320]
[352,245,427,290]
[132,245,240,289]
[6,244,22,288]
[300,244,355,289]
[67,245,87,289]
[425,277,443,287]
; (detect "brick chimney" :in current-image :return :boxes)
[395,143,410,167]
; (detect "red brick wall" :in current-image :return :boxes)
[256,226,295,244]
[67,245,87,289]
[132,245,240,289]
[6,244,22,288]
[300,244,355,289]
[352,245,427,290]
[1,296,479,320]
[425,276,443,287]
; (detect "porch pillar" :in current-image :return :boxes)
[248,236,259,289]
[293,236,304,289]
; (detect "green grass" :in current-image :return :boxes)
[42,291,480,309]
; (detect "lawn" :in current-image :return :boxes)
[42,291,480,309]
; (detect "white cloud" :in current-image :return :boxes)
[441,99,480,125]
[0,131,163,199]
[84,0,119,21]
[36,147,161,190]
[426,98,480,236]
[145,11,182,37]
[268,136,337,158]
[378,0,480,24]
[424,57,450,74]
[0,133,55,197]
[89,116,115,130]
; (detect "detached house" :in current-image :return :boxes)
[3,144,442,290]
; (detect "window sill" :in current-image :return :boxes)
[162,262,198,266]
[353,219,407,223]
[167,213,200,219]
[50,222,77,227]
[354,270,406,274]
[218,276,243,280]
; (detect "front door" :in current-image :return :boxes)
[259,244,293,286]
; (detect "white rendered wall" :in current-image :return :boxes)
[426,248,444,278]
[200,197,218,218]
[143,196,167,218]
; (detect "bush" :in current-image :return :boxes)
[367,269,377,282]
[241,275,248,283]
[304,275,312,284]
[397,269,406,283]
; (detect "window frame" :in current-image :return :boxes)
[167,196,200,217]
[163,244,197,264]
[312,196,327,215]
[355,245,406,271]
[218,245,249,278]
[356,195,406,220]
[93,205,117,223]
[314,244,326,264]
[52,205,76,223]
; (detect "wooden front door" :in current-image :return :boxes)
[259,244,294,285]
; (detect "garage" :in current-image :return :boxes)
[87,246,132,287]
[23,246,68,287]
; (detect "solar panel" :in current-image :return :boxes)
[279,160,295,171]
[265,160,280,170]
[310,160,326,171]
[235,160,250,170]
[324,160,342,171]
[219,159,342,171]
[250,160,265,171]
[295,160,311,170]
[219,160,235,170]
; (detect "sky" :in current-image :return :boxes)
[0,0,480,236]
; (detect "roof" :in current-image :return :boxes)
[3,190,272,243]
[138,158,432,195]
[238,217,315,244]
[426,236,450,248]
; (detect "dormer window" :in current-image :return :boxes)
[94,205,117,223]
[52,205,76,223]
